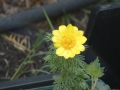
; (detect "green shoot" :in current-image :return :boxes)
[11,31,43,80]
[42,7,54,30]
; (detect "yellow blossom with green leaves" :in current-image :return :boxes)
[52,24,87,59]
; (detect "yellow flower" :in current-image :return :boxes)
[52,24,87,59]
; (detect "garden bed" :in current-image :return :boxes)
[0,0,97,82]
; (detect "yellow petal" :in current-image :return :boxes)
[79,45,85,51]
[52,36,62,42]
[52,36,56,42]
[62,50,70,59]
[54,43,61,48]
[59,25,66,36]
[66,24,74,35]
[52,30,62,37]
[59,49,74,59]
[73,26,78,32]
[62,50,75,59]
[56,47,65,56]
[74,30,84,37]
[78,31,84,35]
[75,44,85,51]
[75,36,87,44]
[71,45,81,54]
[69,50,75,58]
[59,25,66,30]
[73,26,79,36]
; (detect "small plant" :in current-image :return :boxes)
[11,7,53,80]
[43,24,104,90]
[11,31,47,80]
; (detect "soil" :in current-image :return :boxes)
[0,0,98,82]
[0,25,52,81]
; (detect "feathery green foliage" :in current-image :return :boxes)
[43,32,105,90]
[43,38,90,90]
[44,33,53,42]
[53,75,88,90]
[44,51,88,76]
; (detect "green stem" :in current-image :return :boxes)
[91,76,94,90]
[93,78,98,90]
[91,77,98,90]
[41,7,54,30]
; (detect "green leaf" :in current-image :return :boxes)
[32,31,43,51]
[42,7,54,30]
[87,57,104,78]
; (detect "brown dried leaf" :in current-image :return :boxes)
[1,33,32,53]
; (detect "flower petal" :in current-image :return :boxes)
[75,36,87,44]
[78,31,84,35]
[59,49,74,59]
[73,26,78,32]
[74,30,84,37]
[75,44,85,51]
[52,36,62,42]
[69,50,75,58]
[59,25,66,30]
[52,30,62,37]
[59,25,66,36]
[79,45,85,51]
[52,36,57,42]
[56,47,65,56]
[54,43,61,48]
[66,24,74,35]
[62,50,70,59]
[71,45,81,54]
[73,26,78,36]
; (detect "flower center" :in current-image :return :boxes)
[62,35,75,49]
[66,39,71,44]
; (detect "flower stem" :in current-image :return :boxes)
[91,77,98,90]
[93,78,98,90]
[91,76,94,90]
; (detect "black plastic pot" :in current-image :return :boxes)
[24,79,110,90]
[0,73,111,90]
[0,73,54,90]
[85,1,120,89]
